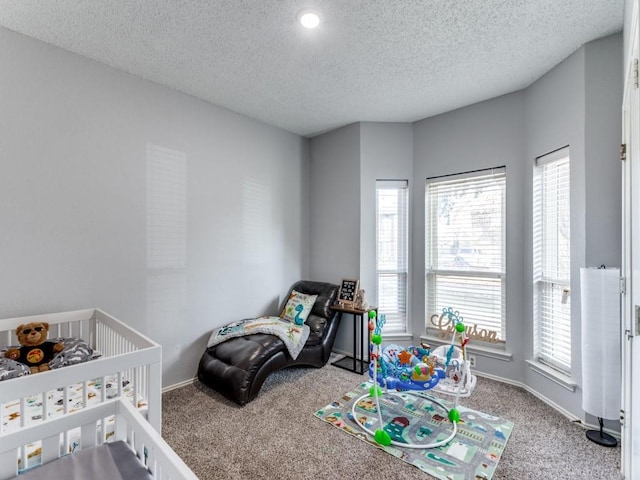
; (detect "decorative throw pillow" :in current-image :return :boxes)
[48,337,101,369]
[280,290,318,325]
[0,357,31,381]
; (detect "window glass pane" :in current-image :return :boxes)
[425,169,506,341]
[376,181,408,333]
[535,281,571,371]
[429,176,504,273]
[426,273,503,336]
[533,151,571,373]
[378,272,407,333]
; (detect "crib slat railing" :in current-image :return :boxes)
[153,460,161,480]
[143,364,149,402]
[134,428,143,465]
[133,366,139,411]
[41,434,58,465]
[19,444,26,476]
[62,386,69,452]
[19,398,25,429]
[18,397,27,472]
[1,405,118,476]
[100,375,107,403]
[82,380,88,410]
[81,421,96,449]
[62,426,70,455]
[0,310,97,356]
[63,385,69,415]
[117,371,123,399]
[1,330,10,349]
[41,391,48,422]
[0,448,17,478]
[2,356,160,433]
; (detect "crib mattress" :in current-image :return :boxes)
[10,440,152,480]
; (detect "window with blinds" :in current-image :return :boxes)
[425,168,506,341]
[376,180,409,334]
[533,148,571,373]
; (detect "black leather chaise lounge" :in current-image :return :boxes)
[197,280,341,406]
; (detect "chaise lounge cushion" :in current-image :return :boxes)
[197,280,340,405]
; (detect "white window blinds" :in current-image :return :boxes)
[425,168,506,341]
[376,180,409,334]
[533,148,571,373]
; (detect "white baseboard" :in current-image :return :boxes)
[474,371,621,440]
[162,377,196,393]
[475,371,579,421]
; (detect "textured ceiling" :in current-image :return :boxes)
[0,0,624,137]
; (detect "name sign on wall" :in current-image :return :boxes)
[429,311,500,343]
[338,278,359,307]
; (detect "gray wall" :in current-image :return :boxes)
[585,34,623,269]
[523,42,587,413]
[0,27,310,388]
[360,122,414,329]
[413,91,527,382]
[309,123,361,353]
[309,33,622,421]
[584,33,623,427]
[524,34,622,419]
[309,122,414,355]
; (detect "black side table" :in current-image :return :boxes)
[330,305,377,374]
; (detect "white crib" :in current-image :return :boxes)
[0,398,197,480]
[0,308,162,439]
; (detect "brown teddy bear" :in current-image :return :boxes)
[4,322,64,373]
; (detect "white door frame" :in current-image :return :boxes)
[622,2,640,477]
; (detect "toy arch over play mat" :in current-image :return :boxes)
[352,308,477,449]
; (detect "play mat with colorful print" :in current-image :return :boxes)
[314,381,514,480]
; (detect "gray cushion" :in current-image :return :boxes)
[49,337,101,369]
[0,357,31,381]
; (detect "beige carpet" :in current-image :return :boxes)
[162,363,621,479]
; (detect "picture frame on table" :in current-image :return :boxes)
[337,278,359,307]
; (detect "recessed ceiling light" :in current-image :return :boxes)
[298,9,321,29]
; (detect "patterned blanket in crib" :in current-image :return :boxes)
[207,316,310,360]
